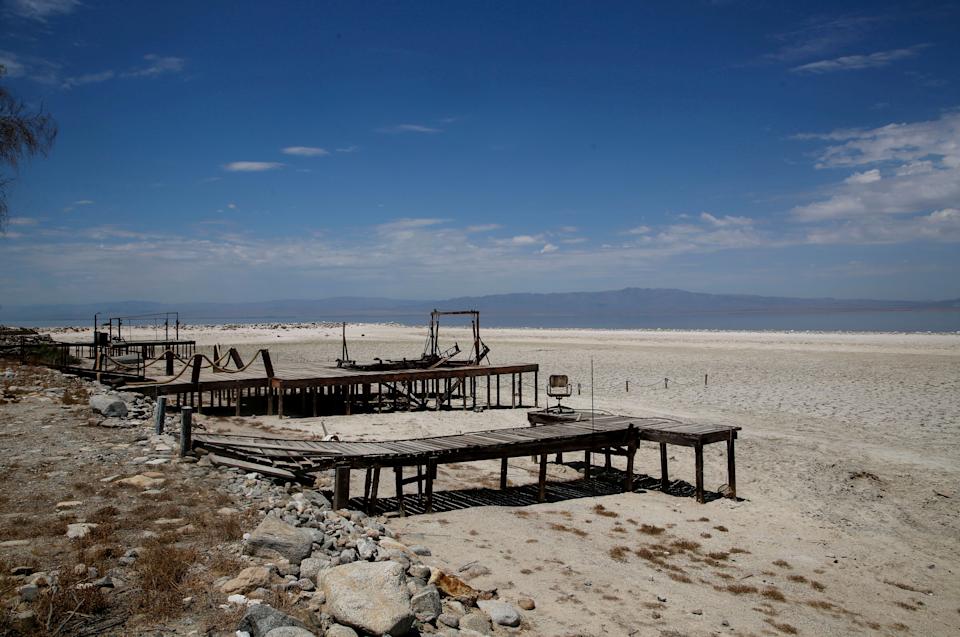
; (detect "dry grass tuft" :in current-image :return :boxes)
[608,546,631,562]
[707,551,730,561]
[806,599,835,610]
[548,523,588,538]
[713,525,728,532]
[592,504,619,518]
[1,515,69,540]
[894,600,920,611]
[772,559,792,568]
[810,580,826,592]
[670,538,700,552]
[668,572,693,584]
[762,587,787,602]
[764,619,798,634]
[638,524,665,535]
[883,579,932,595]
[729,547,751,554]
[132,540,201,618]
[788,574,808,584]
[725,583,759,595]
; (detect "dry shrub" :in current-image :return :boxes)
[884,579,932,595]
[512,510,531,518]
[764,619,798,634]
[195,512,244,543]
[700,532,712,539]
[548,523,588,538]
[62,387,89,405]
[132,540,201,618]
[638,524,665,535]
[33,567,110,635]
[895,600,920,611]
[668,572,692,584]
[806,599,835,610]
[72,480,96,495]
[592,504,619,518]
[707,551,730,560]
[89,506,119,524]
[788,574,808,584]
[1,515,68,540]
[670,538,700,552]
[772,559,792,568]
[810,580,826,592]
[713,525,728,532]
[762,587,787,602]
[714,572,734,580]
[601,594,621,601]
[611,526,627,534]
[890,623,909,632]
[697,517,710,522]
[729,547,751,554]
[725,583,758,595]
[608,546,630,562]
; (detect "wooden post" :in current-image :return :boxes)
[278,384,285,419]
[577,382,581,395]
[230,348,244,369]
[154,396,166,434]
[496,374,501,407]
[726,432,737,499]
[538,454,548,502]
[664,377,669,390]
[534,369,538,407]
[624,425,636,492]
[395,466,405,516]
[179,407,193,456]
[704,373,708,388]
[518,372,523,406]
[312,386,318,417]
[261,349,274,378]
[235,383,241,416]
[165,350,174,375]
[605,449,612,470]
[333,466,350,510]
[266,386,273,416]
[694,443,705,504]
[368,467,381,514]
[626,380,629,392]
[191,353,203,384]
[511,374,516,408]
[584,451,591,480]
[659,442,669,491]
[425,458,436,513]
[462,376,467,409]
[500,457,508,489]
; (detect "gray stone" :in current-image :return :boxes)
[237,604,309,637]
[408,564,431,580]
[89,395,128,417]
[324,626,358,637]
[245,516,314,564]
[409,545,432,556]
[264,628,317,637]
[356,537,378,561]
[459,612,493,636]
[477,600,521,627]
[66,522,98,539]
[438,612,460,628]
[18,583,39,602]
[338,548,357,564]
[322,561,415,636]
[299,556,330,583]
[411,585,442,621]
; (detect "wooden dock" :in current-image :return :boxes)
[190,409,740,510]
[125,350,540,416]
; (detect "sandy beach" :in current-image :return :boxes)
[49,323,960,635]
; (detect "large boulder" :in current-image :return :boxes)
[477,600,521,627]
[245,516,313,565]
[89,395,128,417]
[322,561,415,636]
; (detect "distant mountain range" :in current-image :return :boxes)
[2,288,958,328]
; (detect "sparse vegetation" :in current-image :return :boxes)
[638,523,665,535]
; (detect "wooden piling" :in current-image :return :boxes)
[179,407,193,456]
[154,396,166,434]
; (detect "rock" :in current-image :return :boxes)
[55,500,83,509]
[477,600,521,627]
[66,522,98,539]
[356,537,377,561]
[322,561,415,636]
[18,583,39,602]
[154,517,186,525]
[411,585,442,621]
[409,545,432,556]
[90,395,127,417]
[718,484,735,498]
[299,556,330,583]
[324,626,358,637]
[438,612,460,628]
[517,597,535,610]
[338,548,357,564]
[264,628,317,637]
[459,612,493,636]
[245,516,314,564]
[117,474,166,489]
[0,540,30,548]
[217,507,240,516]
[692,608,703,615]
[92,576,113,588]
[237,604,309,637]
[408,564,431,580]
[222,566,276,594]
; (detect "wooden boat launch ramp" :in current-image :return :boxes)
[190,409,740,511]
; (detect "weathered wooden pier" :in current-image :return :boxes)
[188,409,740,510]
[126,349,540,417]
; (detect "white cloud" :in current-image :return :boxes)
[503,235,541,246]
[792,46,925,74]
[0,51,26,77]
[625,225,651,235]
[792,111,960,221]
[807,209,960,244]
[465,224,500,233]
[6,0,78,20]
[223,162,284,172]
[700,212,753,227]
[336,145,359,153]
[227,203,237,210]
[123,54,185,78]
[845,169,881,184]
[73,199,94,205]
[7,216,37,225]
[540,243,558,254]
[378,124,442,134]
[282,146,329,157]
[61,70,115,89]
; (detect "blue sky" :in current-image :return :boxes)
[1,0,958,304]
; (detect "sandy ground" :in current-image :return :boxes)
[52,323,960,636]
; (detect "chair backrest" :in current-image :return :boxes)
[549,374,568,388]
[547,374,572,397]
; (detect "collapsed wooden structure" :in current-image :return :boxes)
[125,348,539,417]
[189,409,740,510]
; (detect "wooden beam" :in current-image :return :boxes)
[694,443,705,504]
[726,431,737,499]
[538,453,548,502]
[500,457,508,489]
[333,466,350,510]
[660,442,669,492]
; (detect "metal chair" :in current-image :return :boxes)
[546,374,573,412]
